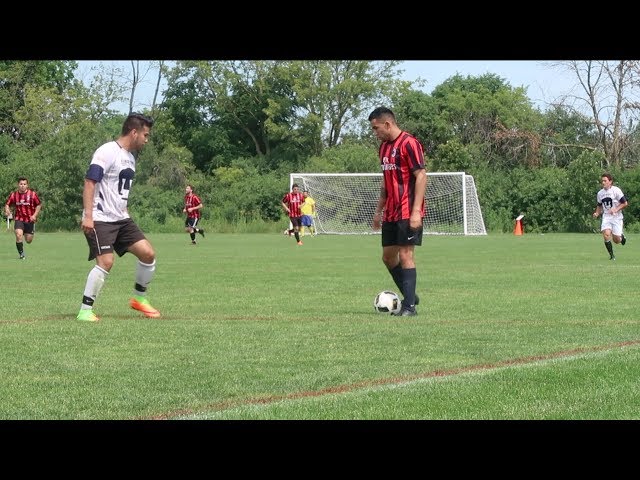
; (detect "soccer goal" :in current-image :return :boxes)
[290,172,486,235]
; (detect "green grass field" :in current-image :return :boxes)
[0,230,638,420]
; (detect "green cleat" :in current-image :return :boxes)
[77,309,99,322]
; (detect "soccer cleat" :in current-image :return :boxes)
[19,253,25,260]
[392,307,417,317]
[77,309,99,322]
[191,240,197,245]
[621,235,627,245]
[198,228,205,238]
[610,255,616,261]
[297,241,303,245]
[129,296,161,318]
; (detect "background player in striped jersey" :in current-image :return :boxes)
[369,107,427,317]
[183,184,205,245]
[4,176,42,260]
[593,172,628,261]
[77,113,160,322]
[282,183,305,245]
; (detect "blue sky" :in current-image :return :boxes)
[76,60,578,113]
[400,60,577,110]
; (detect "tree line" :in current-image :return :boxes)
[2,60,640,234]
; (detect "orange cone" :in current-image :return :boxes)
[514,214,524,236]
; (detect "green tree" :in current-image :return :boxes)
[0,60,78,140]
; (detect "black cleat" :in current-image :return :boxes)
[392,307,417,317]
[621,235,626,245]
[191,240,197,245]
[610,255,616,261]
[198,228,205,238]
[19,253,25,260]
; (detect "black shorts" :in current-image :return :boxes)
[185,217,200,229]
[381,219,423,247]
[84,219,147,261]
[290,216,302,228]
[14,220,35,235]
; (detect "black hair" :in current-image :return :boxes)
[122,112,154,136]
[368,106,395,122]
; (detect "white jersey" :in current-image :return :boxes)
[597,185,626,219]
[83,141,136,222]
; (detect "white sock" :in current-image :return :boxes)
[134,260,156,296]
[81,265,108,309]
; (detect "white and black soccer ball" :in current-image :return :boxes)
[374,290,402,314]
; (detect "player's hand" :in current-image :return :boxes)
[409,212,422,230]
[81,218,95,233]
[372,213,382,230]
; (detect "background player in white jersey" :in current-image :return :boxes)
[76,113,161,322]
[593,172,628,261]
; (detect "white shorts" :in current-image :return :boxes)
[601,215,624,236]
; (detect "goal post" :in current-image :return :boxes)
[290,172,487,235]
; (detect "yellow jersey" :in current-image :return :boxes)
[301,197,316,216]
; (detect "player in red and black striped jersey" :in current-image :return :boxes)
[282,183,305,245]
[4,176,42,260]
[183,184,205,244]
[369,107,427,317]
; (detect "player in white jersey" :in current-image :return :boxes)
[593,172,628,261]
[76,113,161,322]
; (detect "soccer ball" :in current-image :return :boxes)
[374,290,402,314]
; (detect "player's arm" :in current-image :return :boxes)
[593,203,602,218]
[81,178,97,231]
[373,185,387,230]
[282,200,290,215]
[410,168,427,230]
[31,203,42,222]
[612,196,628,214]
[4,195,13,217]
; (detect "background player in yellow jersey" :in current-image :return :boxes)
[300,189,316,237]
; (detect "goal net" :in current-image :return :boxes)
[290,172,486,235]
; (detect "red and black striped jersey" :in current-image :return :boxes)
[5,189,41,222]
[282,192,304,218]
[184,193,202,219]
[378,131,426,222]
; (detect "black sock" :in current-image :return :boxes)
[401,268,417,308]
[388,264,405,296]
[16,242,23,254]
[294,231,300,242]
[605,240,613,256]
[190,233,196,241]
